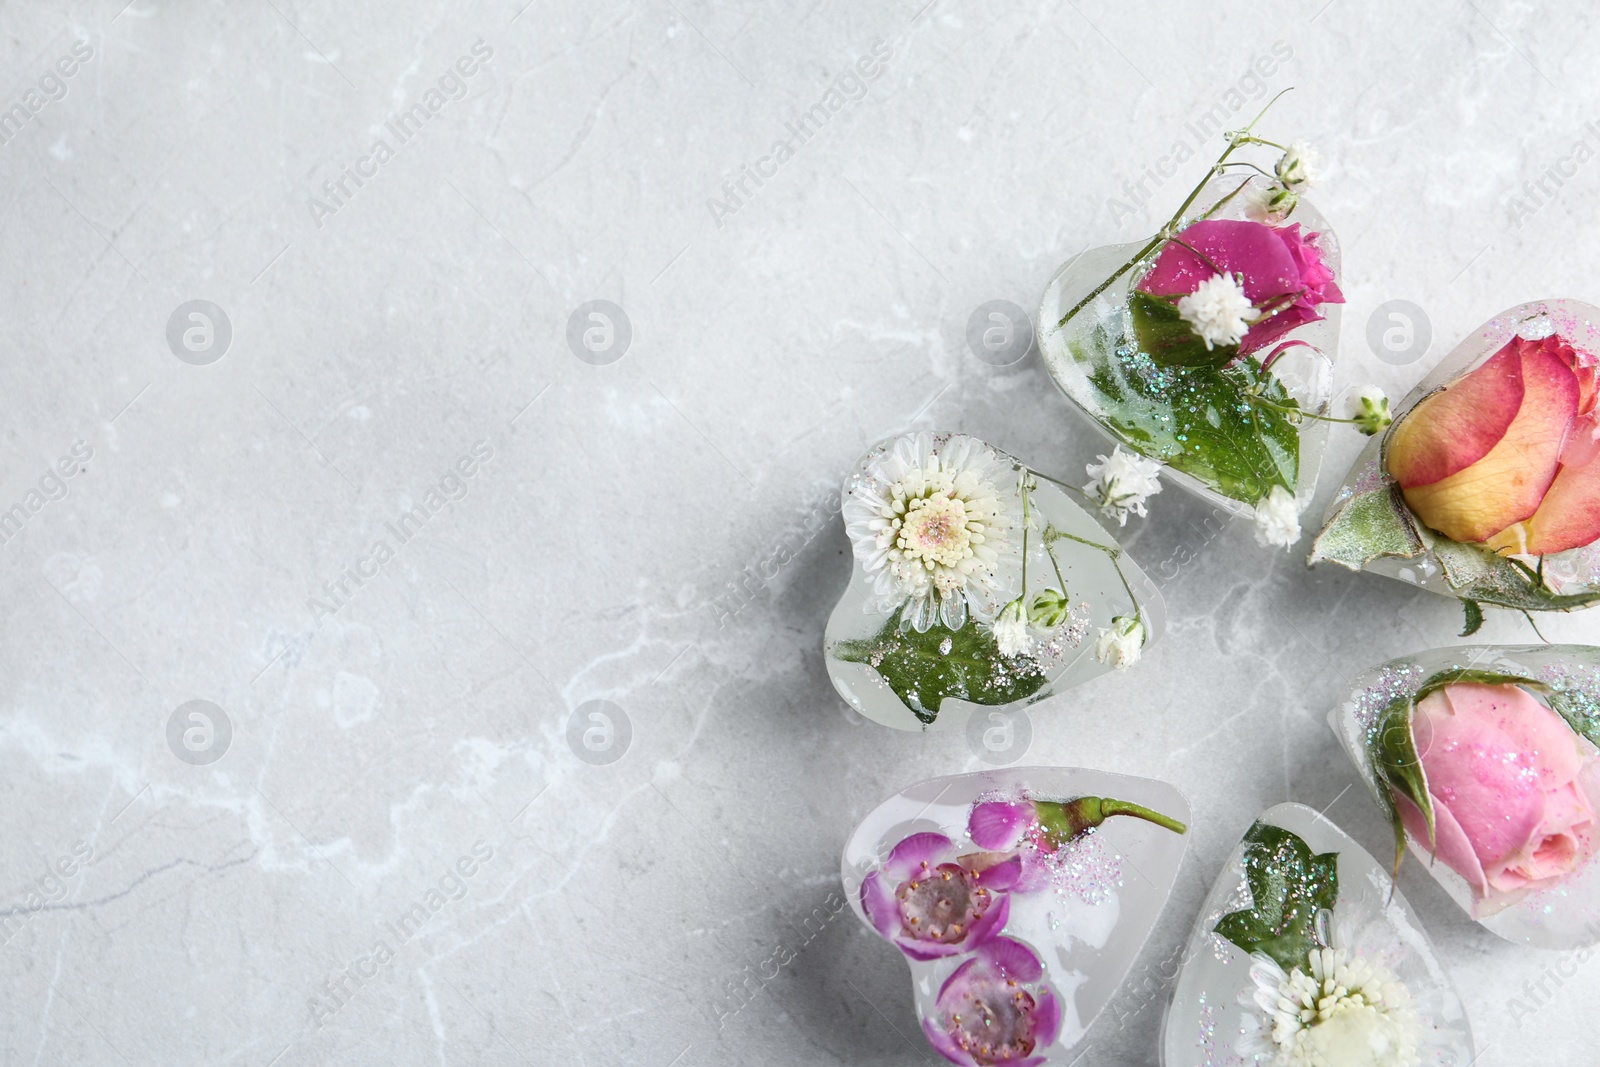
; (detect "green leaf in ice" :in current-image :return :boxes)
[1127,290,1240,368]
[1308,483,1426,571]
[1213,821,1339,974]
[831,607,1048,725]
[1072,325,1297,507]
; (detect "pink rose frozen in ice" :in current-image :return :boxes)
[1394,681,1600,905]
[1136,218,1343,356]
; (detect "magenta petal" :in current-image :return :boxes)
[977,934,1042,981]
[968,801,1032,850]
[1032,988,1063,1047]
[1136,220,1300,304]
[859,871,899,940]
[965,891,1010,948]
[1240,304,1321,356]
[974,854,1023,891]
[885,831,953,879]
[899,941,962,961]
[922,1016,972,1066]
[937,956,981,1002]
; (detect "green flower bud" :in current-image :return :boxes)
[1027,587,1070,630]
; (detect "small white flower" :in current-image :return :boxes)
[1083,446,1163,526]
[1275,140,1320,189]
[1253,485,1302,550]
[991,599,1031,657]
[1346,386,1393,436]
[1093,615,1145,669]
[1176,273,1260,351]
[1241,943,1422,1067]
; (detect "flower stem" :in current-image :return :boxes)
[1244,394,1358,425]
[1099,797,1189,834]
[1035,795,1188,848]
[1053,90,1292,330]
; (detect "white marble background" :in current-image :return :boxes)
[1,0,1595,1063]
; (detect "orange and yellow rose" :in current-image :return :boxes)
[1385,333,1600,555]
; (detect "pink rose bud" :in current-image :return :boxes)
[1385,334,1600,553]
[1394,682,1599,902]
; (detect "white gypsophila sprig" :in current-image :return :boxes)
[1275,140,1320,189]
[841,433,1020,633]
[1093,615,1145,670]
[1083,446,1163,526]
[1346,386,1393,436]
[990,599,1031,657]
[1177,273,1260,351]
[1252,485,1301,550]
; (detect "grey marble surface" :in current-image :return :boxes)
[2,1,1596,1064]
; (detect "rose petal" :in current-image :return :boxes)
[1444,683,1587,787]
[1413,687,1548,876]
[968,800,1032,850]
[1396,789,1489,897]
[1491,426,1600,555]
[859,870,900,939]
[1399,339,1578,542]
[1387,342,1524,489]
[921,1016,972,1067]
[885,832,953,880]
[1135,219,1301,303]
[976,934,1043,982]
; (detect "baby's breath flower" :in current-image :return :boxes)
[1253,485,1302,549]
[1177,273,1260,351]
[1083,446,1164,526]
[1347,386,1393,436]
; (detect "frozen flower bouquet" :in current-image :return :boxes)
[1038,96,1378,550]
[824,431,1163,731]
[1332,644,1600,947]
[844,768,1189,1065]
[1313,298,1600,630]
[1162,803,1473,1067]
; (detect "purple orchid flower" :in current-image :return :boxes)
[921,937,1063,1067]
[859,831,1020,960]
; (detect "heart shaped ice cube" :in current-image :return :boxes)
[1161,802,1473,1065]
[843,768,1191,1064]
[1330,643,1600,948]
[1312,298,1600,624]
[1038,177,1343,529]
[824,431,1164,732]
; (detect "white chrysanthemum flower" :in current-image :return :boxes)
[842,433,1019,632]
[1083,446,1163,526]
[1093,615,1144,669]
[1253,485,1302,549]
[1345,386,1393,437]
[1239,946,1421,1067]
[1276,140,1320,189]
[990,599,1031,657]
[1177,273,1260,351]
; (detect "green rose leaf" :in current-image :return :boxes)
[1458,598,1484,637]
[1308,484,1425,572]
[1371,692,1434,877]
[1127,290,1238,368]
[1433,537,1600,614]
[1213,822,1339,974]
[831,607,1047,725]
[1546,688,1600,750]
[1073,326,1297,507]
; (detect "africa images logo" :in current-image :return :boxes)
[306,39,494,229]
